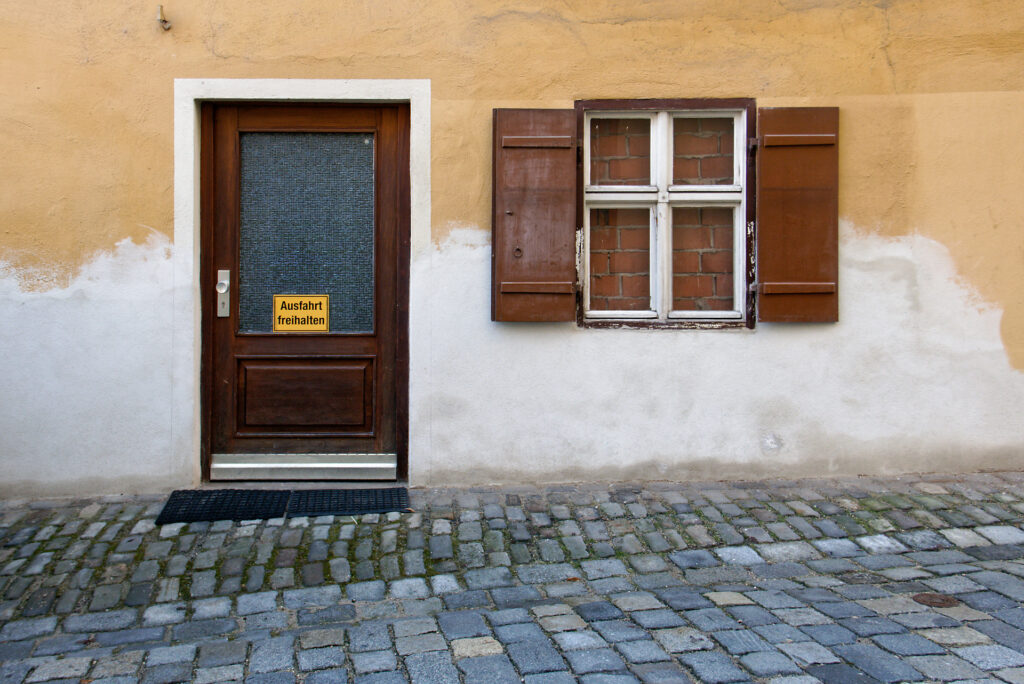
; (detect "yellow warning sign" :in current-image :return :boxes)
[273,295,329,332]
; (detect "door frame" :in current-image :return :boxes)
[201,103,408,478]
[174,79,431,484]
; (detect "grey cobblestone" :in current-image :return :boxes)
[0,616,57,641]
[0,473,1024,683]
[298,645,346,671]
[64,608,137,632]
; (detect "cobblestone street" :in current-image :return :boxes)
[3,472,1024,683]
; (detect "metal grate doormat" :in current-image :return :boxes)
[155,487,410,525]
[156,489,291,525]
[288,487,409,518]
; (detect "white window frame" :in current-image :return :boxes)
[583,109,747,322]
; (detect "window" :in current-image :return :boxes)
[491,104,838,325]
[581,102,752,324]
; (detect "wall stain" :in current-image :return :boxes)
[2,0,1024,365]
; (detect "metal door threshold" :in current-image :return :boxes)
[211,453,397,481]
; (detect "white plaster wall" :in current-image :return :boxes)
[407,223,1024,486]
[1,220,1021,495]
[6,73,1022,495]
[0,235,193,497]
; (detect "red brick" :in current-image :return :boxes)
[627,135,650,157]
[672,251,700,273]
[620,119,649,136]
[672,207,700,226]
[589,296,613,311]
[610,208,650,227]
[621,275,650,297]
[675,133,719,156]
[712,226,733,249]
[590,208,614,227]
[701,250,733,274]
[589,252,610,275]
[609,251,650,274]
[592,119,626,136]
[673,297,700,310]
[674,225,711,250]
[716,275,734,297]
[673,118,700,134]
[618,227,649,249]
[616,297,651,311]
[590,161,610,184]
[590,275,619,297]
[608,157,650,184]
[720,128,734,154]
[594,118,649,136]
[701,207,733,226]
[593,133,627,158]
[672,157,700,183]
[591,228,616,250]
[705,297,734,311]
[699,155,734,181]
[674,274,713,298]
[701,118,733,133]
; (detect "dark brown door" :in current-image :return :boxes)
[201,103,409,480]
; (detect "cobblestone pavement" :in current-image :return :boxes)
[3,472,1024,683]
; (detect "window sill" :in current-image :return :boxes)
[580,317,752,330]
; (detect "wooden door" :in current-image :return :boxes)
[201,103,409,480]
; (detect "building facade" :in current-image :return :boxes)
[2,0,1023,496]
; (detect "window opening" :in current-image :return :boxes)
[583,109,747,322]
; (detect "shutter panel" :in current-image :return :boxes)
[756,107,839,322]
[492,109,577,321]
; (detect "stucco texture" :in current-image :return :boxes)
[408,224,1023,486]
[2,1,1024,494]
[3,0,1023,361]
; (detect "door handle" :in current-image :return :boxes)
[216,269,230,318]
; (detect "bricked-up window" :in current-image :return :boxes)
[590,119,651,186]
[583,108,747,321]
[589,208,652,311]
[673,118,734,185]
[672,207,735,311]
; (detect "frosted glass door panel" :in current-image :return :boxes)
[238,132,375,334]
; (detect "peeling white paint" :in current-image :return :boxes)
[2,220,1021,495]
[0,235,191,496]
[408,222,1024,486]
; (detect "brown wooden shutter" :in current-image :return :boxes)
[492,109,577,321]
[756,107,839,322]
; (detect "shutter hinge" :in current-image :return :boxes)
[748,137,760,153]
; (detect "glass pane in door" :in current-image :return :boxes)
[238,132,375,333]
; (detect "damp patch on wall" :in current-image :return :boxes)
[408,223,1024,486]
[0,234,190,497]
[0,220,1022,494]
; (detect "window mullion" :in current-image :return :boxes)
[733,206,744,317]
[656,112,669,189]
[582,207,592,313]
[654,113,671,318]
[656,202,671,318]
[583,113,592,187]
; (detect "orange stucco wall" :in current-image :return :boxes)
[3,0,1024,361]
